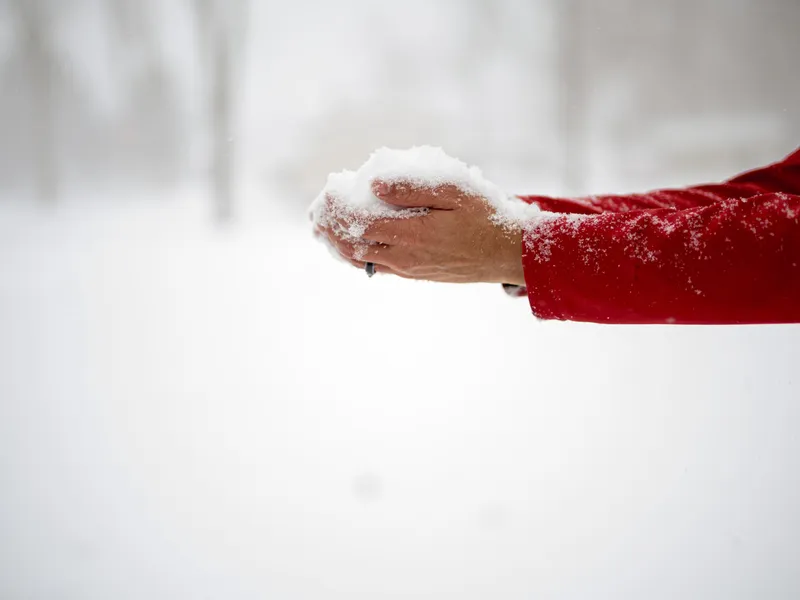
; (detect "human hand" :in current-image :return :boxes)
[315,180,525,285]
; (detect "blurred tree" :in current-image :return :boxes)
[192,0,249,222]
[458,0,497,156]
[456,0,560,183]
[107,0,185,187]
[556,0,588,194]
[10,0,59,203]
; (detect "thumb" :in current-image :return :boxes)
[372,179,466,211]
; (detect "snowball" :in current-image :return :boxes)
[309,146,543,247]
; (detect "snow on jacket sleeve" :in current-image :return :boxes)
[515,148,800,324]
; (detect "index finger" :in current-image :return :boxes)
[361,218,403,244]
[362,213,430,245]
[372,180,475,211]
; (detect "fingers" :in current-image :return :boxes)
[318,189,448,278]
[340,248,409,279]
[326,214,418,246]
[359,217,412,245]
[359,243,397,267]
[372,179,470,211]
[327,230,397,268]
[324,187,441,245]
[344,257,407,278]
[318,224,417,279]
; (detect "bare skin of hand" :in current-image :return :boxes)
[315,180,525,285]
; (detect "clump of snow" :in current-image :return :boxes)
[309,146,543,247]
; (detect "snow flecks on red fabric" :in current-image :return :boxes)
[520,188,800,324]
[522,213,590,264]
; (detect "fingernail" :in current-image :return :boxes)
[374,182,390,198]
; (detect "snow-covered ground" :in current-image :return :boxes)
[2,0,799,596]
[1,189,799,600]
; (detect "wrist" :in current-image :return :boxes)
[494,228,525,285]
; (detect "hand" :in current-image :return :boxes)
[316,180,525,285]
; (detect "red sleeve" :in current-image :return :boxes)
[517,148,800,324]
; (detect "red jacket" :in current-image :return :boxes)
[515,147,800,324]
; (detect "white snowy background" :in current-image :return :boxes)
[1,1,799,599]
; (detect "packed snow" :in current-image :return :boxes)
[309,146,544,247]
